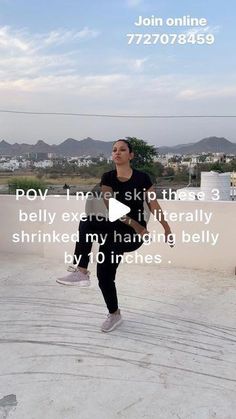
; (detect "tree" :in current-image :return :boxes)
[8,177,46,195]
[174,167,189,183]
[168,156,181,163]
[78,161,113,178]
[198,155,207,162]
[126,137,158,182]
[126,137,158,167]
[163,167,175,178]
[229,159,236,171]
[209,162,225,173]
[153,162,164,177]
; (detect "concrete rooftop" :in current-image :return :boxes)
[1,254,236,419]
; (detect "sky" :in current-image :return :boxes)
[0,0,236,147]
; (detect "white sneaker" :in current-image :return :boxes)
[101,310,123,332]
[56,267,90,287]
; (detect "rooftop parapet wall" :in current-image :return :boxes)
[0,195,235,274]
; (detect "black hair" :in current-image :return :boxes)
[113,139,133,153]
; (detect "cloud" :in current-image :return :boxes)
[111,56,149,72]
[0,26,31,51]
[0,25,100,55]
[0,25,235,120]
[0,25,100,82]
[133,58,148,70]
[39,27,99,49]
[126,0,143,7]
[0,53,75,79]
[1,59,236,106]
[0,73,129,94]
[178,85,236,100]
[185,25,220,37]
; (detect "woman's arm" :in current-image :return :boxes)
[101,184,113,211]
[145,186,174,247]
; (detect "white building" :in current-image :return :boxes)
[0,159,20,171]
[33,160,53,168]
[77,159,93,167]
[19,160,31,169]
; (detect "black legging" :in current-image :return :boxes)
[73,216,143,313]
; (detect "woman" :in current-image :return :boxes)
[57,139,173,332]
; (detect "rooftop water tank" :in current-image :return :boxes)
[201,171,231,201]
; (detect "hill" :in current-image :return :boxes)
[158,137,236,154]
[0,136,236,157]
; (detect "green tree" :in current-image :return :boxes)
[153,162,164,177]
[168,156,181,163]
[174,167,189,183]
[209,162,225,173]
[78,162,113,178]
[163,167,175,178]
[8,177,46,195]
[126,137,158,182]
[198,155,207,162]
[126,137,158,166]
[229,159,236,171]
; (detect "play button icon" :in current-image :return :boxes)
[85,182,150,225]
[108,198,130,222]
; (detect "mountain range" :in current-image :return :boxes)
[0,136,235,157]
[158,137,236,154]
[0,137,114,157]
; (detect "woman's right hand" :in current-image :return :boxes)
[132,221,149,239]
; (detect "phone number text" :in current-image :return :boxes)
[127,33,215,45]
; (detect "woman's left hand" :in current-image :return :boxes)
[164,225,175,248]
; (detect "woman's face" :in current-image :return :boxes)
[112,141,133,165]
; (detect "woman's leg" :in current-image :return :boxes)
[97,247,123,313]
[97,236,142,332]
[73,216,116,268]
[96,235,142,313]
[57,217,115,285]
[73,218,94,268]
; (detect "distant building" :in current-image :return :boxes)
[191,155,200,164]
[154,155,168,166]
[47,153,57,159]
[0,159,19,171]
[33,160,53,168]
[26,152,48,160]
[212,153,226,163]
[19,160,31,169]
